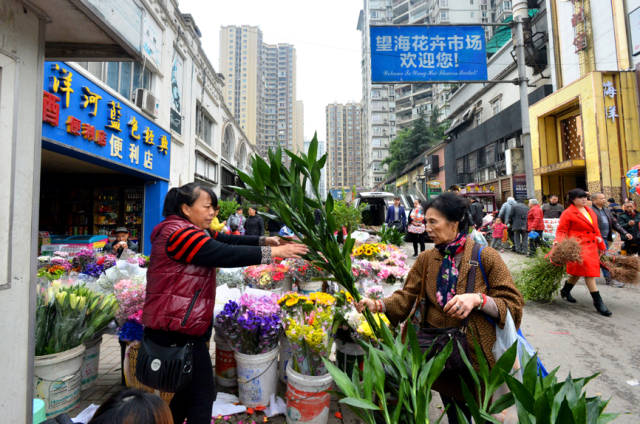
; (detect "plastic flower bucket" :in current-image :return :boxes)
[335,339,365,375]
[298,280,323,295]
[285,362,333,424]
[278,336,292,384]
[215,333,237,388]
[235,347,279,407]
[34,344,86,417]
[80,334,103,391]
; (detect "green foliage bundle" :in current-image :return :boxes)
[333,200,365,232]
[378,224,405,246]
[217,199,240,221]
[382,108,449,177]
[514,248,565,302]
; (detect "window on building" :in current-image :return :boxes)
[490,96,502,115]
[195,154,219,184]
[196,102,216,146]
[78,61,152,102]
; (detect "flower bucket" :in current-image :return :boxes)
[235,347,279,407]
[298,280,323,295]
[335,339,365,375]
[215,333,237,388]
[80,334,103,391]
[278,337,292,384]
[34,344,86,417]
[285,363,333,424]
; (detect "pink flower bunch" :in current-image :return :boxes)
[238,292,280,316]
[113,278,146,325]
[365,285,384,300]
[127,309,143,324]
[242,263,289,289]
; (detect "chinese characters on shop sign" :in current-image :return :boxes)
[42,62,170,180]
[603,80,618,123]
[370,25,488,83]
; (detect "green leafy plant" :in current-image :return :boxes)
[333,200,365,233]
[378,224,405,246]
[218,199,240,221]
[514,248,565,302]
[456,341,617,424]
[323,322,451,424]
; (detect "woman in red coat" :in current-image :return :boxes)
[555,188,611,316]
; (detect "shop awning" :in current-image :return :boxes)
[534,159,586,176]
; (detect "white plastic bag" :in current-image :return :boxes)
[471,229,488,246]
[491,310,521,424]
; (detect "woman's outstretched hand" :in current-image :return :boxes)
[265,236,281,246]
[271,242,308,259]
[356,298,378,313]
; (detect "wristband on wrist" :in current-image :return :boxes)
[476,293,483,310]
[481,293,487,309]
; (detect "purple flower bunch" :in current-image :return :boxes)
[102,254,117,269]
[83,262,104,278]
[215,294,282,355]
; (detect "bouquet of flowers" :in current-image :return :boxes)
[352,243,384,260]
[278,292,336,376]
[113,278,146,325]
[214,293,282,355]
[118,310,144,342]
[242,263,289,290]
[332,290,389,345]
[37,255,73,281]
[280,258,327,283]
[35,280,118,355]
[96,259,147,293]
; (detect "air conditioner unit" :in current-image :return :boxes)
[134,88,158,117]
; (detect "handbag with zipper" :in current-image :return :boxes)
[401,243,486,372]
[135,288,202,392]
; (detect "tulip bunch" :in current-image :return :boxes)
[35,281,118,355]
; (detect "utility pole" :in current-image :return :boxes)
[513,0,535,199]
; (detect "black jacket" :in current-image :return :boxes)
[591,206,629,241]
[244,215,265,236]
[509,203,529,231]
[618,211,640,240]
[469,202,484,228]
[266,209,283,233]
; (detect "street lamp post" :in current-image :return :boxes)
[513,0,535,199]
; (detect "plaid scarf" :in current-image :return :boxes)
[435,233,467,307]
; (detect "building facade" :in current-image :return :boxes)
[326,103,365,190]
[529,0,640,201]
[220,26,302,158]
[358,0,397,188]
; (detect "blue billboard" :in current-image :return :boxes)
[42,61,170,181]
[370,25,488,83]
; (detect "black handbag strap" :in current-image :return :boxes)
[460,242,482,328]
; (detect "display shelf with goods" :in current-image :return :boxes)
[123,188,143,242]
[93,188,120,239]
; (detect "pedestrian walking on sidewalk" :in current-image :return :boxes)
[556,188,612,316]
[141,183,307,423]
[407,199,426,256]
[509,200,529,254]
[542,194,564,218]
[357,192,523,424]
[527,199,545,256]
[617,201,640,255]
[244,206,265,236]
[592,193,632,287]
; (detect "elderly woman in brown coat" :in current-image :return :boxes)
[359,192,523,423]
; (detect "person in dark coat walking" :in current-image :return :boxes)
[244,206,265,236]
[542,194,564,218]
[385,196,407,232]
[266,207,283,236]
[509,200,529,254]
[469,197,484,229]
[591,193,632,286]
[617,201,640,255]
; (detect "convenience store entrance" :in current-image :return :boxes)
[39,149,148,252]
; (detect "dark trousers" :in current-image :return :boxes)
[528,230,544,256]
[601,240,611,281]
[145,329,216,424]
[412,240,425,254]
[513,229,527,254]
[623,239,640,255]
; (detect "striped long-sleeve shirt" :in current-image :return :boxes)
[166,228,271,267]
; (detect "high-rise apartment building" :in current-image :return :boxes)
[358,0,397,188]
[219,25,262,146]
[220,26,302,158]
[326,103,364,190]
[260,43,298,156]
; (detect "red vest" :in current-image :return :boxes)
[142,215,216,336]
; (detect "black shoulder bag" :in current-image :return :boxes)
[135,335,194,393]
[411,243,484,372]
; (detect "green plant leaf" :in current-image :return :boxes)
[504,373,535,414]
[322,358,357,398]
[557,399,577,424]
[339,397,381,411]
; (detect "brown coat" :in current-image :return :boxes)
[383,239,524,399]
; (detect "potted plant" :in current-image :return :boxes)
[215,293,282,407]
